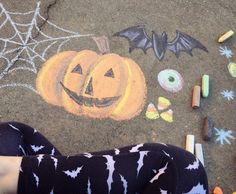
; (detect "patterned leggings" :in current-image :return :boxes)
[0,122,208,194]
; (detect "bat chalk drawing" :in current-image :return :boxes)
[114,25,208,61]
[63,166,83,179]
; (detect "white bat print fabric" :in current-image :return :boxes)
[0,122,208,194]
[137,151,149,177]
[33,173,40,187]
[103,155,116,193]
[37,154,44,166]
[31,144,45,152]
[185,158,199,170]
[149,162,168,183]
[63,166,83,179]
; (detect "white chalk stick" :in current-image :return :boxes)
[195,143,204,166]
[185,135,195,154]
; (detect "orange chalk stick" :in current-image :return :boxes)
[192,85,201,108]
[213,186,223,194]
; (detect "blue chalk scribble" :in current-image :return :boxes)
[214,127,235,145]
[221,90,234,101]
[219,46,233,58]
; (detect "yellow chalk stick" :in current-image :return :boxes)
[218,30,234,43]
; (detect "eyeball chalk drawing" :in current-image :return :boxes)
[157,69,184,93]
[36,36,147,121]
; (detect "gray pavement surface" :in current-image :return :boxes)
[0,0,235,193]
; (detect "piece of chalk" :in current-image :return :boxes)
[192,85,201,108]
[213,186,223,194]
[218,30,234,43]
[202,74,209,98]
[195,143,204,166]
[186,135,195,154]
[202,116,214,141]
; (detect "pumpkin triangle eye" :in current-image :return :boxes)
[104,68,114,78]
[72,64,82,74]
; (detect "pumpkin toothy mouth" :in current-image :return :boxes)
[60,82,120,107]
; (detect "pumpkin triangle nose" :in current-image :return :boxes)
[85,78,93,96]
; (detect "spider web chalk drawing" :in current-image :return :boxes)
[0,2,91,93]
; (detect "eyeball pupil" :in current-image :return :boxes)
[168,76,175,82]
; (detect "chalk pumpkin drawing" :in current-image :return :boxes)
[0,1,91,93]
[114,25,208,61]
[157,69,184,93]
[36,37,147,120]
[146,97,173,122]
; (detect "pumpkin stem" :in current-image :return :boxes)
[92,36,110,54]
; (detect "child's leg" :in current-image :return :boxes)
[18,144,208,194]
[85,143,208,194]
[18,151,174,194]
[0,122,61,156]
[0,156,22,194]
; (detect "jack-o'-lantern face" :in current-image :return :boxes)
[36,50,147,120]
[61,52,129,118]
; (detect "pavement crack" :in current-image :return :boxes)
[32,0,58,40]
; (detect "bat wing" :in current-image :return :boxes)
[64,170,73,177]
[167,31,208,58]
[114,25,152,53]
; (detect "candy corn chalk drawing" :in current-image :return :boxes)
[146,97,173,123]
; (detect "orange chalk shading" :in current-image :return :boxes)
[36,50,147,121]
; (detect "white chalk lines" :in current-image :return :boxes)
[0,2,91,93]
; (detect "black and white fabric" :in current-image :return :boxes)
[0,122,208,194]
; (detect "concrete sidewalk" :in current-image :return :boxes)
[0,0,235,192]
